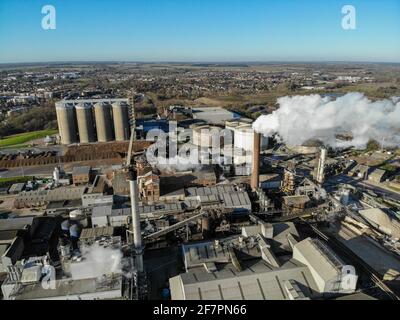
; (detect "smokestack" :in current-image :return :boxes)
[251,132,261,191]
[127,171,144,272]
[316,147,327,184]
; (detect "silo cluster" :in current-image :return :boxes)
[55,99,131,145]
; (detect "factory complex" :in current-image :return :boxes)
[1,95,400,302]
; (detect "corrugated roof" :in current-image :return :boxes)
[293,238,343,283]
[80,226,115,239]
[170,259,319,300]
[186,185,236,197]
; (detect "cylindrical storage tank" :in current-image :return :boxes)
[192,125,222,148]
[112,101,130,141]
[69,209,88,228]
[94,102,114,142]
[69,223,81,240]
[59,238,71,258]
[55,102,78,145]
[234,125,254,152]
[75,103,96,144]
[61,219,71,237]
[234,124,269,152]
[225,121,241,132]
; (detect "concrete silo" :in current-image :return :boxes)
[55,102,78,145]
[94,102,114,142]
[112,101,131,141]
[75,102,96,144]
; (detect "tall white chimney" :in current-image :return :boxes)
[127,171,143,272]
[316,147,327,184]
[251,132,261,191]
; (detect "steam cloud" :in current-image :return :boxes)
[252,93,400,149]
[78,244,122,279]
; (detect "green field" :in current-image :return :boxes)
[0,130,57,148]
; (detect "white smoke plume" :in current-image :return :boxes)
[75,243,122,279]
[252,93,400,149]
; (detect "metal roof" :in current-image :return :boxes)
[170,259,319,300]
[92,201,190,220]
[220,192,251,208]
[293,238,344,283]
[72,166,91,175]
[0,217,34,231]
[9,276,122,300]
[283,195,310,206]
[186,185,236,197]
[80,226,115,240]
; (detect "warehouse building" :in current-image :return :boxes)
[185,185,251,214]
[91,200,199,227]
[170,223,357,300]
[14,186,86,209]
[191,106,242,125]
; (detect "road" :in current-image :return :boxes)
[0,165,56,178]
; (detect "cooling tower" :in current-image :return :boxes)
[55,102,78,145]
[94,102,114,142]
[75,103,96,144]
[112,101,131,141]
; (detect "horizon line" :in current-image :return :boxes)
[1,59,400,66]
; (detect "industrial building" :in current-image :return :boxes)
[1,224,124,300]
[169,223,358,300]
[72,166,92,185]
[13,186,86,209]
[191,106,243,125]
[55,99,131,145]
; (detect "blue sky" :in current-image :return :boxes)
[0,0,399,63]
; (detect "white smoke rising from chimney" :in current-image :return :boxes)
[252,93,400,149]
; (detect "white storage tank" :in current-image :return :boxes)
[234,124,268,152]
[69,209,88,228]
